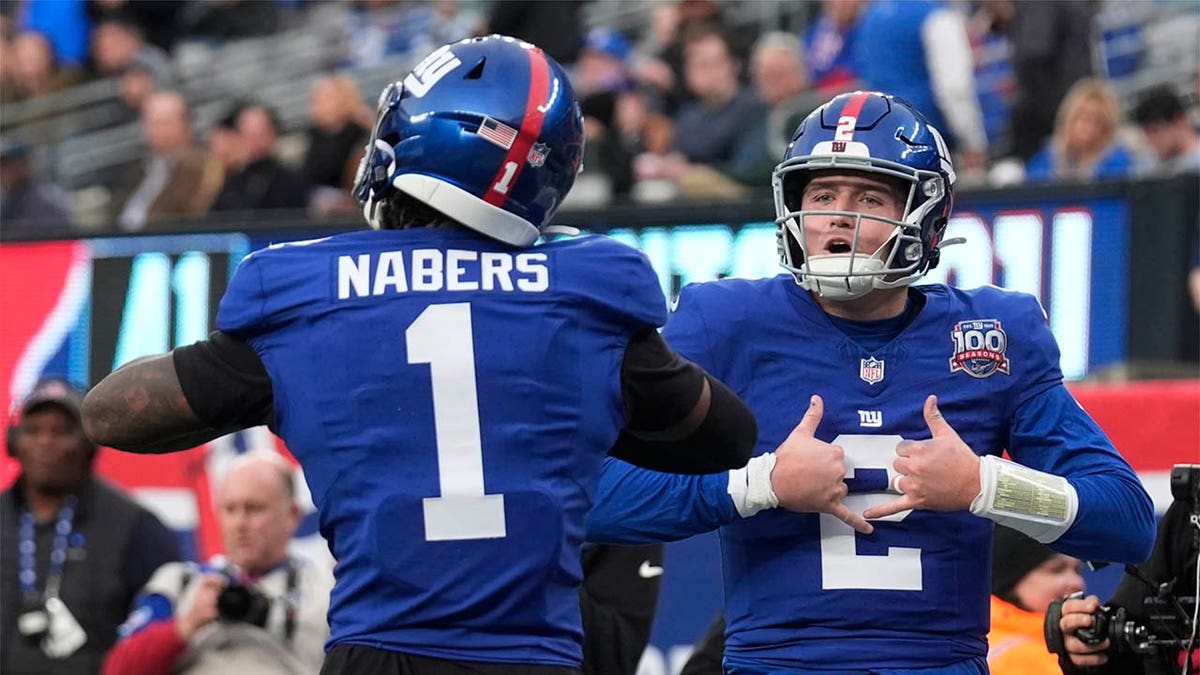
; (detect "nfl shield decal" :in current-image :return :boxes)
[860,356,885,384]
[527,142,549,167]
[949,319,1011,378]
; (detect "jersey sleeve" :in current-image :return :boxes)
[565,236,668,332]
[662,283,721,373]
[585,457,737,545]
[216,251,268,339]
[216,246,313,340]
[1007,384,1155,563]
[1003,291,1065,418]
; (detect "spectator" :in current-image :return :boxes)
[1025,78,1135,183]
[0,137,75,235]
[302,74,369,215]
[207,102,248,174]
[968,0,1017,155]
[343,0,477,71]
[1006,1,1096,163]
[88,16,170,81]
[574,29,642,201]
[485,1,582,66]
[853,0,988,176]
[20,0,90,67]
[5,31,81,102]
[210,104,309,213]
[804,0,864,95]
[577,27,633,98]
[1133,85,1200,176]
[988,525,1086,675]
[113,90,224,230]
[635,31,821,199]
[634,0,757,118]
[104,50,176,128]
[103,451,333,675]
[630,2,685,117]
[728,31,824,186]
[0,378,180,675]
[637,28,766,199]
[85,1,185,54]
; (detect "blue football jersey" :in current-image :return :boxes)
[217,228,666,666]
[661,275,1090,670]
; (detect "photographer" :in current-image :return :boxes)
[1055,464,1199,675]
[103,451,333,675]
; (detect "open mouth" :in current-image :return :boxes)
[825,239,853,254]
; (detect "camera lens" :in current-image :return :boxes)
[216,583,270,627]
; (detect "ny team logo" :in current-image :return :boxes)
[859,356,885,385]
[949,319,1011,378]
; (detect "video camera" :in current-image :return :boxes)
[1044,464,1199,659]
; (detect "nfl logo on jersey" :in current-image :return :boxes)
[859,356,885,385]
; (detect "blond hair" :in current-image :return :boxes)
[1054,78,1123,158]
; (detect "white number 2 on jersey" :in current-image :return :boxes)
[819,434,922,590]
[407,303,507,541]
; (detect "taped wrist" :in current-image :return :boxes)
[970,455,1078,542]
[727,453,779,518]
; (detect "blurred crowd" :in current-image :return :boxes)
[1,0,1198,236]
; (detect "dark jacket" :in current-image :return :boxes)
[0,476,180,675]
[211,157,309,214]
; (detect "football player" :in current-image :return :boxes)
[586,91,1155,675]
[81,35,757,675]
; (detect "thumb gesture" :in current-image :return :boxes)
[923,395,960,441]
[863,395,981,520]
[772,395,873,534]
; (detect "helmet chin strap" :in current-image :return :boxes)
[802,254,887,300]
[799,224,900,301]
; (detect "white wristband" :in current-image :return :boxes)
[970,454,1078,542]
[727,452,779,518]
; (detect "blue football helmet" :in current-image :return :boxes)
[352,35,584,246]
[773,91,956,300]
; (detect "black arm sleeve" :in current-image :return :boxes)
[608,329,756,474]
[173,330,274,430]
[579,543,664,675]
[679,613,725,675]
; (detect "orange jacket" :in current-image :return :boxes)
[987,596,1062,675]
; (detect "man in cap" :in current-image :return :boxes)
[1,377,180,675]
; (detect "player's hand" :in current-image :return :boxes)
[1060,595,1111,667]
[863,396,980,519]
[176,573,224,641]
[772,395,873,534]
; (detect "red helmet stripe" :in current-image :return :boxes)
[836,91,871,141]
[484,47,551,207]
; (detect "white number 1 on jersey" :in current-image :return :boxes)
[407,302,507,541]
